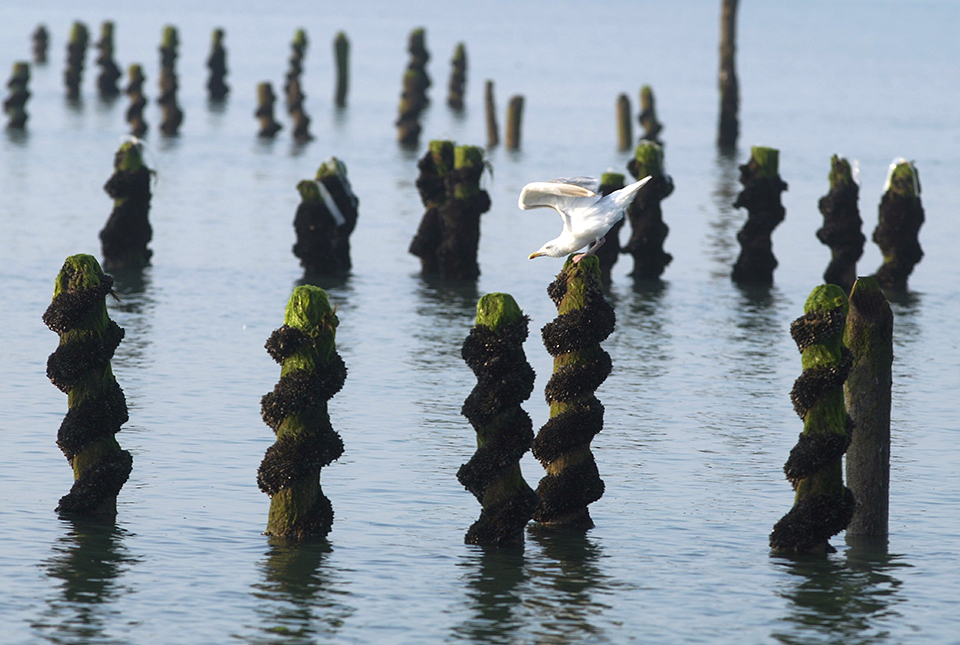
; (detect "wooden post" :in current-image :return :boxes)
[485,80,499,148]
[731,146,787,285]
[872,159,924,291]
[100,141,153,271]
[625,141,674,280]
[4,62,30,129]
[616,93,631,151]
[505,95,524,151]
[717,0,739,150]
[206,28,229,101]
[334,32,349,108]
[817,156,864,294]
[447,42,466,111]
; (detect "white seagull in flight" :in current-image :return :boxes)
[520,175,651,262]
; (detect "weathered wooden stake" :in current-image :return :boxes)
[505,95,524,151]
[255,82,282,137]
[33,25,49,65]
[4,62,30,129]
[65,21,89,101]
[395,28,431,147]
[334,32,349,108]
[259,286,346,539]
[638,85,662,144]
[616,93,631,151]
[125,64,148,136]
[206,28,229,101]
[732,146,787,285]
[533,256,614,529]
[872,159,924,291]
[95,21,121,98]
[770,284,855,553]
[817,156,864,294]
[624,141,674,280]
[447,42,466,111]
[43,254,133,516]
[158,25,183,135]
[717,0,740,149]
[458,293,539,545]
[844,277,893,538]
[485,80,499,148]
[100,140,153,271]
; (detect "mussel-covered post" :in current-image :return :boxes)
[33,25,49,65]
[595,172,625,284]
[844,277,893,537]
[95,21,121,98]
[817,155,864,294]
[395,28,431,146]
[206,28,229,101]
[409,140,454,274]
[99,140,153,271]
[872,159,924,291]
[125,65,148,136]
[447,42,466,111]
[638,86,662,144]
[458,293,540,545]
[4,62,30,129]
[533,256,614,529]
[43,254,133,516]
[64,21,89,101]
[505,95,524,151]
[440,145,490,280]
[770,284,856,553]
[259,286,346,539]
[334,32,349,108]
[731,146,787,285]
[255,82,282,137]
[285,30,312,141]
[158,25,183,135]
[624,140,674,280]
[293,157,360,276]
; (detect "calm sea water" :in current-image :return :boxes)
[2,1,960,643]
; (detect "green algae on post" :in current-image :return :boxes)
[625,140,674,280]
[334,31,349,108]
[124,64,148,136]
[485,80,499,148]
[259,286,346,539]
[395,28,431,147]
[447,42,466,111]
[616,93,632,151]
[64,21,89,101]
[95,21,121,98]
[844,277,893,537]
[458,293,539,545]
[158,25,183,135]
[4,62,30,130]
[717,0,739,150]
[731,146,787,285]
[817,155,864,294]
[206,28,229,101]
[770,284,856,553]
[255,82,282,137]
[42,254,133,516]
[284,30,312,142]
[872,159,924,291]
[408,141,491,280]
[533,256,614,529]
[99,140,153,271]
[594,172,626,284]
[293,157,360,276]
[505,95,524,151]
[638,85,662,144]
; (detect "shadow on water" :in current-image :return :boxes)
[31,516,139,645]
[524,527,611,643]
[770,539,909,645]
[242,539,353,645]
[452,545,528,644]
[708,148,742,276]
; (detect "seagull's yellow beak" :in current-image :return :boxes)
[528,252,542,259]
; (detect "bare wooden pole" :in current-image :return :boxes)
[717,0,739,150]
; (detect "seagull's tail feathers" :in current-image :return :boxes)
[608,175,652,211]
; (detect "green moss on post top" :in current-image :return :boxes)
[259,286,345,540]
[624,141,674,280]
[872,159,924,290]
[844,277,893,537]
[459,293,539,545]
[817,155,864,294]
[749,146,779,178]
[453,145,483,200]
[43,254,133,516]
[99,140,153,271]
[731,146,787,285]
[770,284,855,553]
[638,85,662,143]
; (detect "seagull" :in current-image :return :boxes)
[521,175,651,262]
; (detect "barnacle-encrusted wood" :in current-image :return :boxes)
[4,62,30,129]
[533,256,614,529]
[206,28,229,101]
[446,43,466,110]
[458,293,539,545]
[732,146,787,285]
[255,82,282,138]
[770,284,856,553]
[396,28,430,146]
[625,140,674,280]
[872,160,924,290]
[844,277,893,536]
[95,21,121,98]
[43,254,132,515]
[409,142,490,280]
[817,155,864,293]
[99,141,153,271]
[158,25,183,136]
[259,286,345,539]
[125,65,148,136]
[64,21,89,101]
[293,158,360,276]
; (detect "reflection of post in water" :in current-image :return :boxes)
[708,149,741,274]
[34,517,137,641]
[526,527,608,642]
[453,546,527,642]
[771,540,907,644]
[109,268,155,370]
[250,540,352,642]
